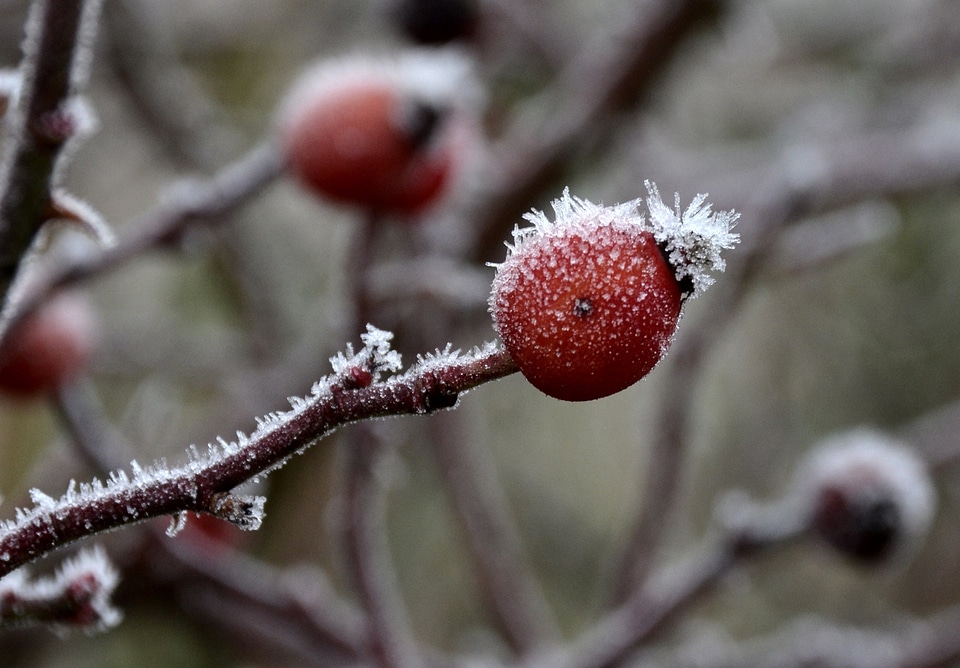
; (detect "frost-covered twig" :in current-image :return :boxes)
[0,0,103,307]
[0,546,120,633]
[53,374,374,662]
[0,328,517,578]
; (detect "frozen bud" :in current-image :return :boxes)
[794,427,935,564]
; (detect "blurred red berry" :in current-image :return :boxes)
[0,292,96,398]
[490,185,738,402]
[277,53,478,215]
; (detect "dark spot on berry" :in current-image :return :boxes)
[572,297,594,318]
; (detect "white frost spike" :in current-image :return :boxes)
[29,489,56,509]
[416,343,462,370]
[359,324,403,375]
[166,512,188,538]
[644,180,740,298]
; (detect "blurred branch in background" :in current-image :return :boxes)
[2,0,960,667]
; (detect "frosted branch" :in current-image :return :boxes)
[0,546,120,633]
[0,333,517,578]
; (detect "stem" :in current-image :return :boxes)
[427,409,560,654]
[343,426,426,668]
[1,140,285,340]
[0,0,101,307]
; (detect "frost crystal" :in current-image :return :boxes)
[166,512,188,538]
[644,181,740,298]
[212,494,267,531]
[493,184,739,300]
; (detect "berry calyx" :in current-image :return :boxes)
[0,292,96,398]
[277,52,477,215]
[489,185,738,402]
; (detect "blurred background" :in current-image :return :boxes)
[2,0,960,665]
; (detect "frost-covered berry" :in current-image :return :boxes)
[276,51,478,215]
[0,292,96,398]
[793,427,935,564]
[489,184,738,402]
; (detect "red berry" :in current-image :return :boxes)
[0,292,96,398]
[277,53,477,215]
[490,186,738,402]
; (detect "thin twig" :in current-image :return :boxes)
[0,0,102,306]
[427,408,560,654]
[523,510,805,668]
[343,425,426,668]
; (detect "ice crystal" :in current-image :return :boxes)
[644,181,740,298]
[212,494,266,531]
[166,512,187,538]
